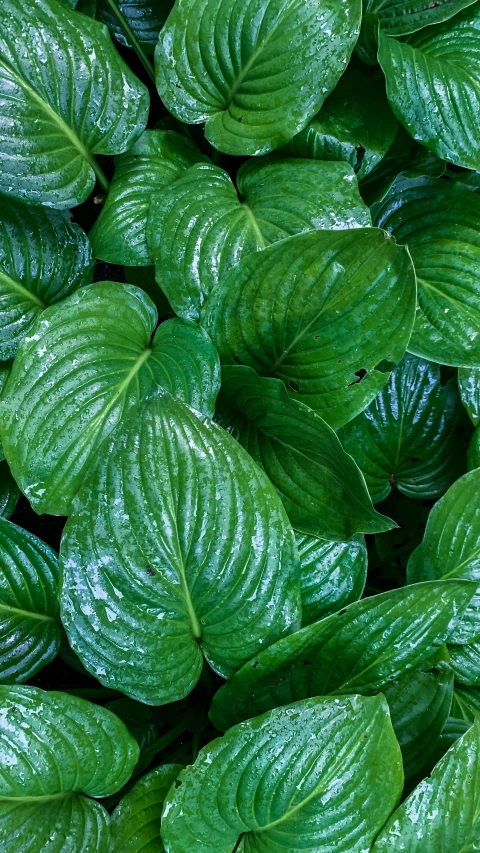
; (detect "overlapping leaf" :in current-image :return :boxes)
[97,0,173,52]
[449,643,480,685]
[296,532,367,625]
[458,367,480,424]
[452,683,480,721]
[365,0,478,35]
[0,462,19,519]
[110,765,183,853]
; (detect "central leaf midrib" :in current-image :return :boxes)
[0,602,56,623]
[241,204,267,249]
[0,791,69,803]
[0,270,45,309]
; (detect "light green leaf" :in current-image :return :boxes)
[295,532,367,625]
[378,6,480,170]
[0,462,19,520]
[452,683,480,722]
[283,69,398,179]
[155,0,362,156]
[216,366,393,540]
[162,695,403,853]
[458,367,480,425]
[449,643,480,686]
[374,177,480,366]
[339,353,465,503]
[0,284,220,515]
[0,0,149,208]
[0,197,93,360]
[90,131,208,266]
[0,685,139,853]
[373,717,480,852]
[365,0,478,35]
[0,519,60,683]
[209,580,475,730]
[60,391,301,705]
[407,469,480,644]
[110,765,183,853]
[201,228,416,429]
[97,0,173,53]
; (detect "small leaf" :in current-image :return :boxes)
[110,764,183,853]
[365,0,478,35]
[458,366,480,425]
[296,532,367,625]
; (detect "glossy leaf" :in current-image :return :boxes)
[374,177,480,366]
[340,353,465,503]
[452,683,480,721]
[296,532,367,625]
[449,643,480,686]
[0,462,19,520]
[407,469,480,644]
[97,0,174,52]
[147,158,370,321]
[209,580,475,730]
[90,130,208,266]
[60,391,301,705]
[365,0,478,35]
[0,685,139,853]
[0,284,220,515]
[110,765,183,853]
[378,6,480,170]
[0,0,149,208]
[217,366,393,540]
[458,366,480,425]
[201,227,416,429]
[0,197,93,360]
[373,718,480,852]
[155,0,362,156]
[0,519,60,683]
[162,695,403,853]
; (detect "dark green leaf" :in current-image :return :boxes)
[458,366,480,424]
[97,0,173,53]
[449,643,480,686]
[365,0,478,35]
[110,764,183,853]
[124,266,172,318]
[0,462,19,520]
[452,683,480,721]
[296,532,367,625]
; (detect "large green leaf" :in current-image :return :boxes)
[0,284,220,515]
[209,580,475,730]
[365,0,478,35]
[0,197,93,360]
[0,519,60,683]
[0,685,139,853]
[0,0,149,208]
[0,462,19,520]
[201,228,416,429]
[283,69,398,178]
[373,717,480,852]
[155,0,362,156]
[374,177,480,366]
[458,366,480,424]
[147,158,370,322]
[110,765,183,853]
[339,353,465,503]
[60,391,301,705]
[408,469,480,644]
[216,366,392,540]
[296,532,367,625]
[97,0,173,53]
[378,6,480,170]
[162,695,403,853]
[90,131,208,266]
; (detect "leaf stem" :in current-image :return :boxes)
[89,156,110,193]
[232,836,244,853]
[104,0,156,85]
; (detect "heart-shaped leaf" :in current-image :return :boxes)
[374,177,480,366]
[339,353,465,503]
[161,695,403,853]
[155,0,362,156]
[90,130,208,266]
[216,366,393,540]
[373,717,480,852]
[365,0,478,35]
[0,685,139,853]
[0,462,19,520]
[110,764,183,853]
[0,0,149,208]
[458,366,480,424]
[201,227,416,428]
[0,197,93,360]
[60,391,301,705]
[0,519,60,683]
[209,580,476,730]
[148,158,370,321]
[296,532,367,625]
[97,0,173,52]
[378,6,480,170]
[0,283,220,515]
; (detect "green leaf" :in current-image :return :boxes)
[374,177,480,366]
[216,366,393,540]
[378,6,480,170]
[372,717,480,852]
[339,353,465,503]
[110,765,183,853]
[296,532,367,625]
[452,683,480,721]
[155,0,362,156]
[209,580,476,730]
[90,131,208,266]
[468,427,480,471]
[162,695,403,853]
[458,367,480,425]
[0,0,149,208]
[124,265,172,319]
[0,462,19,520]
[0,284,220,515]
[148,158,370,322]
[97,0,173,53]
[365,0,478,35]
[0,197,93,360]
[60,391,301,705]
[104,698,159,776]
[407,469,480,644]
[449,643,480,686]
[0,519,60,683]
[283,69,398,179]
[201,227,416,429]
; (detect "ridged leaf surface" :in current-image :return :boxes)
[295,532,367,625]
